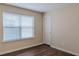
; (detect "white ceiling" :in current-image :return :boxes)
[8,3,78,13]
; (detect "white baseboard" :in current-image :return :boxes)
[51,45,79,56]
[0,43,43,55]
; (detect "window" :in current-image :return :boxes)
[3,12,35,42]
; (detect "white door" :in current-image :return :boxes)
[44,16,52,45]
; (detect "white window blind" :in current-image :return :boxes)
[3,12,35,42]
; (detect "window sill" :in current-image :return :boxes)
[3,37,35,43]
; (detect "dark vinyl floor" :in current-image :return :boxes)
[1,44,74,56]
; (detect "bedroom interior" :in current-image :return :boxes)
[0,3,79,56]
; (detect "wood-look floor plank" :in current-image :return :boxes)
[1,44,74,56]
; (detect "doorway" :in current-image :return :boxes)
[43,16,52,46]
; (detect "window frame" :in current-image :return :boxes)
[3,11,35,42]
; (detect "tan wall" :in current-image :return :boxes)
[44,5,79,55]
[0,4,43,54]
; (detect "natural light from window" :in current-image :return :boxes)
[3,12,35,42]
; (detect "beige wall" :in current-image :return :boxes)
[44,5,79,55]
[0,4,43,54]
